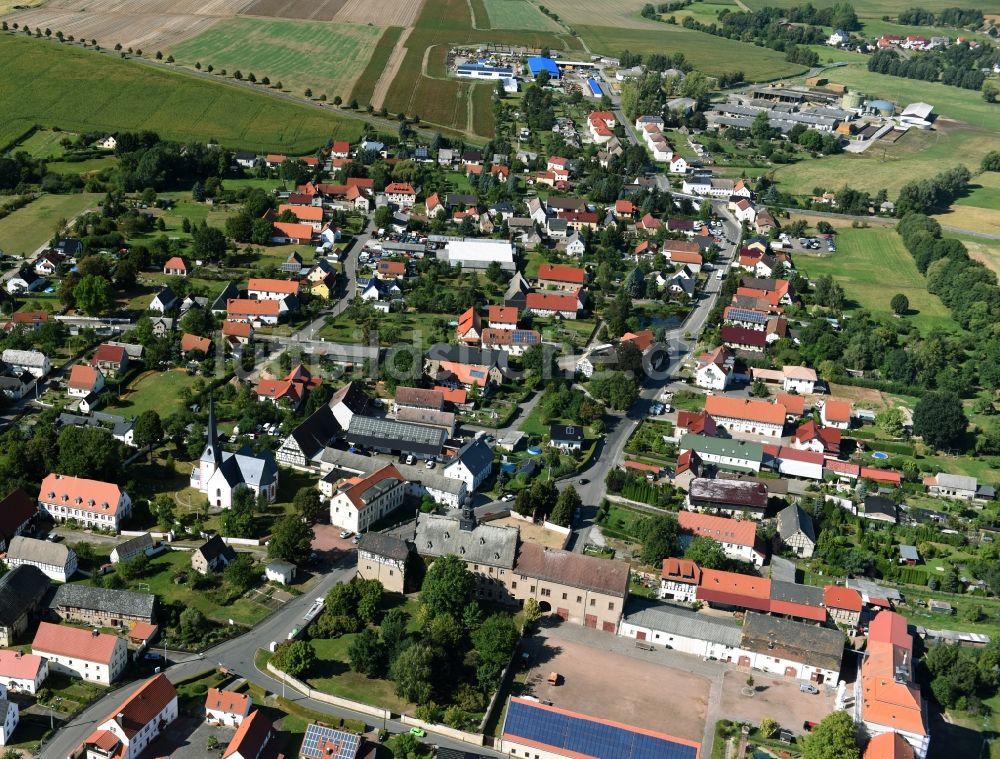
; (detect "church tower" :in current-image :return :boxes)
[199,394,222,484]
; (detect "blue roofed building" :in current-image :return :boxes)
[527,56,561,79]
[587,77,603,97]
[502,697,700,759]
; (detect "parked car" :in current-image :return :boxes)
[799,683,819,694]
[339,530,353,539]
[409,728,426,738]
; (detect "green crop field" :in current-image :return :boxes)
[350,26,405,106]
[0,32,361,153]
[793,226,957,333]
[482,0,563,30]
[576,25,810,80]
[0,192,101,256]
[170,18,383,105]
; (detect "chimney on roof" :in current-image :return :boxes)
[116,712,124,725]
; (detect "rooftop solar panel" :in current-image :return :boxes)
[301,724,360,759]
[503,699,699,759]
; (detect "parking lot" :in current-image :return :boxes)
[719,669,835,736]
[521,627,710,742]
[310,524,359,560]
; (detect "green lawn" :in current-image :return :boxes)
[482,0,563,31]
[47,156,118,174]
[104,369,203,418]
[0,192,101,256]
[110,549,271,626]
[318,310,452,347]
[576,24,810,80]
[0,32,360,153]
[794,226,956,333]
[170,19,384,105]
[955,173,1000,209]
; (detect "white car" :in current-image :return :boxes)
[425,460,436,469]
[339,530,352,539]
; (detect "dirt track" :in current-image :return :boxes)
[371,26,413,110]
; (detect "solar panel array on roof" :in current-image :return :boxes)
[503,699,699,759]
[726,308,768,323]
[300,724,360,759]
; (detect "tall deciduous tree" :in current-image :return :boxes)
[267,515,314,564]
[802,711,859,759]
[420,555,475,617]
[913,391,968,451]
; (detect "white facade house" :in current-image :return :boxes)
[325,465,407,534]
[205,688,251,726]
[0,694,17,747]
[619,604,747,661]
[443,438,494,492]
[1,349,51,378]
[781,365,817,394]
[694,346,734,390]
[4,537,77,583]
[705,396,786,438]
[38,474,132,532]
[82,674,178,759]
[0,651,47,695]
[32,622,127,684]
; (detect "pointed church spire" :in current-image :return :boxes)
[201,393,221,466]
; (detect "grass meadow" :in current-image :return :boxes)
[771,121,1000,197]
[575,24,809,80]
[482,0,563,30]
[0,32,360,152]
[792,226,957,333]
[170,18,383,104]
[0,192,101,256]
[741,0,1000,15]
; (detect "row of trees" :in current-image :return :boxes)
[896,164,971,215]
[867,48,986,91]
[897,7,983,27]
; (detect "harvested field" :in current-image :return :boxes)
[536,0,659,27]
[2,0,252,50]
[171,18,382,102]
[962,239,1000,277]
[332,0,426,27]
[240,0,345,21]
[350,25,405,105]
[370,26,413,109]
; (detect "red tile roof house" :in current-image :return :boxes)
[255,364,321,411]
[223,319,254,346]
[0,649,48,694]
[678,510,765,567]
[331,140,351,159]
[455,306,482,344]
[227,298,282,326]
[33,621,128,684]
[277,203,325,231]
[525,290,584,320]
[180,333,213,357]
[163,256,188,276]
[39,473,132,531]
[67,364,105,398]
[205,687,251,726]
[793,420,841,455]
[821,398,853,429]
[537,263,586,290]
[488,305,518,331]
[91,343,129,375]
[79,673,178,759]
[384,182,417,208]
[247,277,301,302]
[270,221,315,244]
[375,260,406,280]
[222,709,280,759]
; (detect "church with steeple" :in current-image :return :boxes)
[190,397,279,509]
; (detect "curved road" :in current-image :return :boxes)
[41,555,503,759]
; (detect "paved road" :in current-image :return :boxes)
[43,552,506,758]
